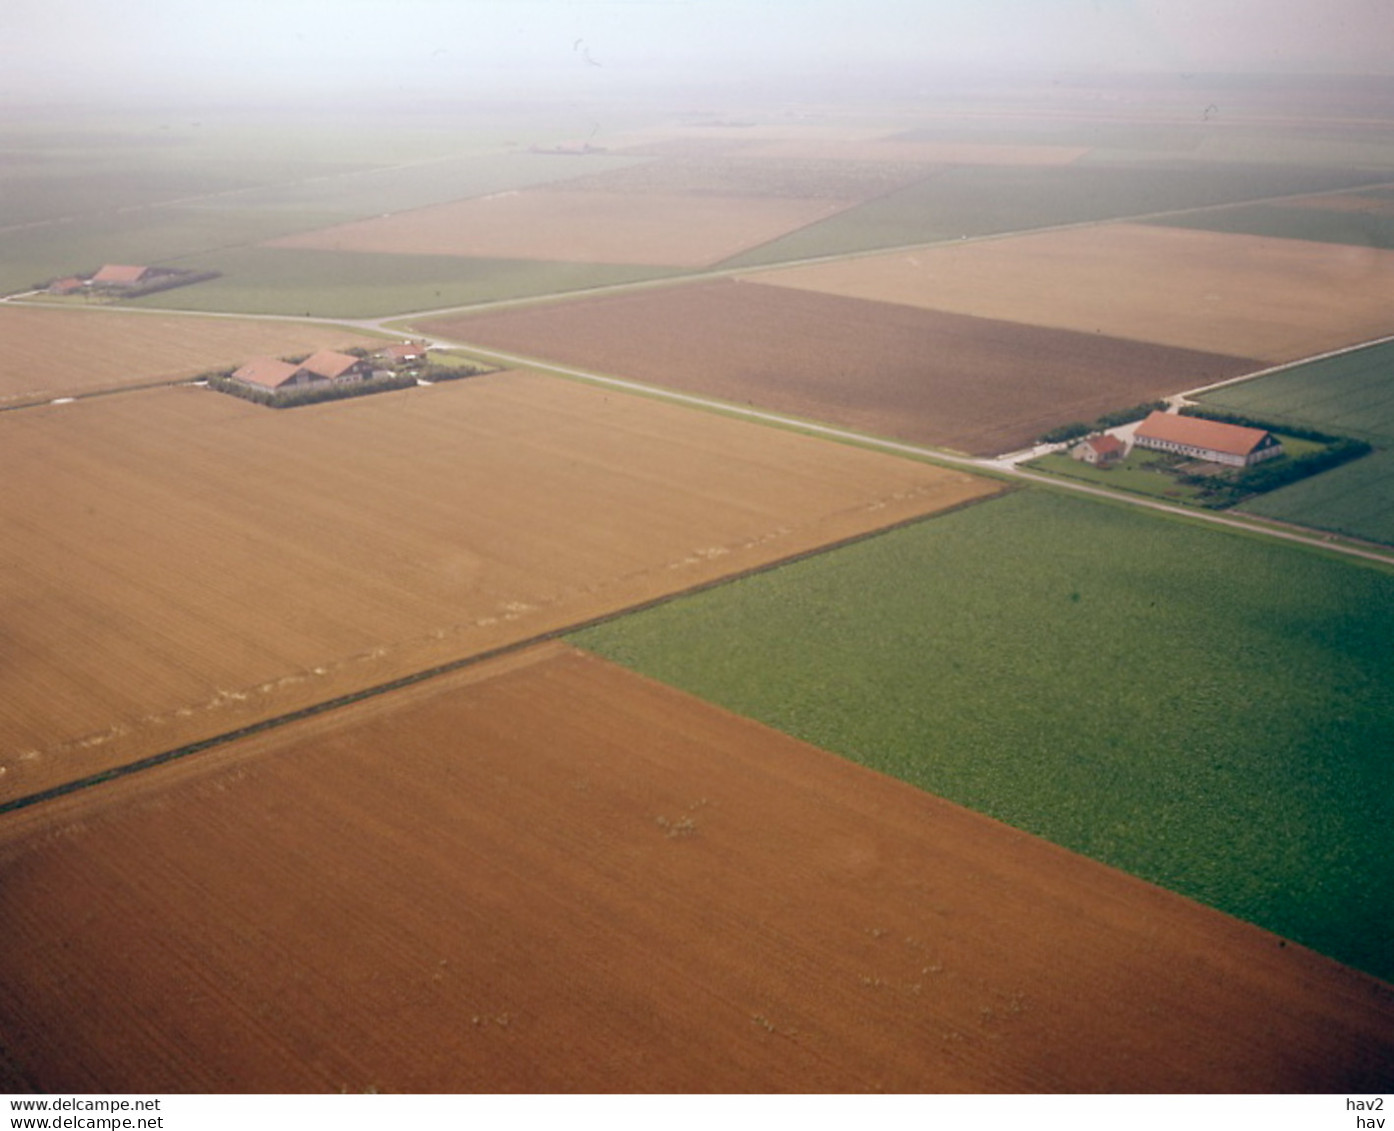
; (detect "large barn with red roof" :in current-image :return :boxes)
[230,350,374,392]
[1132,411,1283,468]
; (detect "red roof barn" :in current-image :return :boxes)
[230,357,303,391]
[1132,411,1283,468]
[90,265,155,286]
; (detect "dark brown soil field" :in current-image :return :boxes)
[2,645,1390,1093]
[422,279,1260,455]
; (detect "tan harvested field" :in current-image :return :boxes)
[0,374,995,803]
[737,138,1091,165]
[423,278,1258,455]
[2,644,1391,1093]
[266,188,853,267]
[0,305,384,403]
[608,123,1089,165]
[748,222,1394,362]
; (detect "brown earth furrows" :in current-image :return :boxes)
[422,278,1259,455]
[1,645,1390,1093]
[0,375,995,802]
[749,222,1394,362]
[0,306,383,402]
[265,189,853,267]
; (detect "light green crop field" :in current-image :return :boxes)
[721,161,1394,267]
[570,488,1394,981]
[1238,450,1394,543]
[1145,203,1394,251]
[125,246,680,318]
[1198,340,1394,443]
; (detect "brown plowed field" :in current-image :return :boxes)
[0,375,994,803]
[422,279,1258,455]
[266,189,853,267]
[2,645,1390,1093]
[0,306,383,403]
[749,222,1394,361]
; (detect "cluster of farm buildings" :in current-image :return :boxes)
[1072,411,1284,468]
[47,264,213,298]
[228,342,428,392]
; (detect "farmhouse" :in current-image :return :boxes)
[230,350,374,392]
[1071,433,1125,467]
[375,341,429,366]
[1132,411,1283,467]
[50,264,218,298]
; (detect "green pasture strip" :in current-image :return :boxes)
[1196,340,1394,445]
[173,150,652,218]
[0,206,359,297]
[1025,451,1209,504]
[129,247,682,319]
[1237,450,1394,546]
[721,161,1392,267]
[570,488,1394,981]
[1143,202,1394,251]
[1195,130,1394,169]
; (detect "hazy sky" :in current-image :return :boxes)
[5,0,1393,103]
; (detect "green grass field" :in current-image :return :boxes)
[1198,340,1394,443]
[1144,202,1394,251]
[570,488,1394,980]
[124,246,679,318]
[1238,449,1394,544]
[1026,449,1209,503]
[722,161,1394,267]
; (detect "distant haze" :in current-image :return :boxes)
[4,0,1394,106]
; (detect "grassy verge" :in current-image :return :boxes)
[570,488,1394,980]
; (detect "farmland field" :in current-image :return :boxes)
[0,374,994,803]
[267,189,856,268]
[1196,338,1394,443]
[0,306,385,402]
[1237,451,1394,544]
[720,161,1394,267]
[421,278,1258,455]
[1144,201,1394,251]
[2,643,1390,1093]
[750,222,1394,361]
[124,246,680,318]
[571,488,1394,981]
[1194,338,1394,543]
